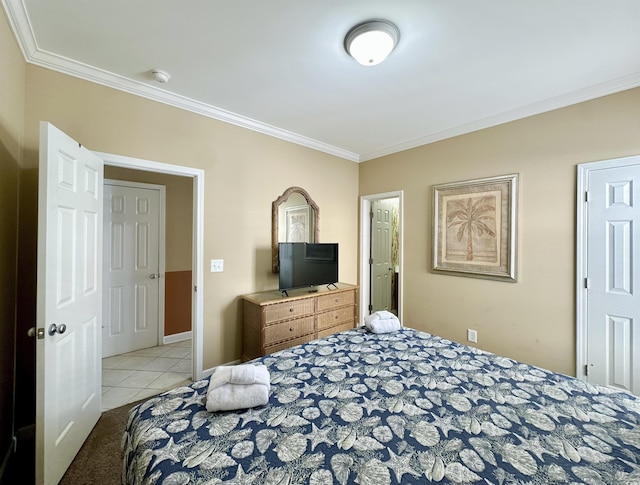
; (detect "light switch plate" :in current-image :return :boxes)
[211,259,224,272]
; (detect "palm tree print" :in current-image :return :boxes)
[446,195,496,261]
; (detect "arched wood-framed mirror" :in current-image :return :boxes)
[272,186,319,272]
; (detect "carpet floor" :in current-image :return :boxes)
[59,398,148,485]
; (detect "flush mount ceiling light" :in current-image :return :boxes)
[345,20,400,66]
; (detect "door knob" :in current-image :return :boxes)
[150,273,159,279]
[27,327,36,338]
[48,323,67,336]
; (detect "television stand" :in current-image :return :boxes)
[241,283,359,361]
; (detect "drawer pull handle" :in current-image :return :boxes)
[289,327,294,332]
[289,308,294,312]
[335,315,338,319]
[335,298,339,302]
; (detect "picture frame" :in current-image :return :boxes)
[432,174,518,282]
[285,205,311,243]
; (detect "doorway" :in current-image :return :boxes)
[95,151,205,382]
[99,159,201,410]
[577,155,640,396]
[360,191,403,323]
[371,198,399,314]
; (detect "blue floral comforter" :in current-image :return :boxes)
[122,328,640,484]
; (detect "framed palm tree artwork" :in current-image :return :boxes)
[432,174,518,282]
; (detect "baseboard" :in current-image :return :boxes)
[202,359,241,378]
[9,425,35,485]
[163,331,192,345]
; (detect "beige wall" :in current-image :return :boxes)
[360,87,640,376]
[0,8,24,167]
[0,142,19,480]
[22,65,360,368]
[0,5,24,477]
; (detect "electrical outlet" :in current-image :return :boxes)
[467,329,478,343]
[210,259,224,272]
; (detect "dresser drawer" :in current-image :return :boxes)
[265,334,315,355]
[317,306,354,331]
[317,321,355,339]
[242,284,358,361]
[264,298,314,324]
[317,290,355,312]
[264,316,314,345]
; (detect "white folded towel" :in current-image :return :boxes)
[364,310,401,334]
[363,310,397,326]
[367,318,401,334]
[209,364,270,389]
[206,364,270,412]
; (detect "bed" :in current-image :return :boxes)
[122,328,640,484]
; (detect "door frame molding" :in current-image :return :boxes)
[576,154,640,381]
[103,179,167,350]
[95,151,205,380]
[359,191,404,324]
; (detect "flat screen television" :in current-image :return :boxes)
[279,242,338,293]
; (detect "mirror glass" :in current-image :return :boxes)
[272,187,319,272]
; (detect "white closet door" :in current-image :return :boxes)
[586,162,640,395]
[103,183,161,357]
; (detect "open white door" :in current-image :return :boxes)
[371,199,395,313]
[36,122,103,484]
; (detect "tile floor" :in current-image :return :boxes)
[101,339,192,411]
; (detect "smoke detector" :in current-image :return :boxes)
[151,69,171,83]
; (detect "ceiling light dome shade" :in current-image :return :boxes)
[345,20,399,66]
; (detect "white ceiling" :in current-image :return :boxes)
[4,0,640,161]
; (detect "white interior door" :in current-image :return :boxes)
[36,122,103,485]
[103,182,161,358]
[371,199,396,313]
[583,159,640,395]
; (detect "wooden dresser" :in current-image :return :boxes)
[242,283,358,361]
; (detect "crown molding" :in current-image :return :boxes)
[359,71,640,162]
[2,0,35,59]
[2,0,360,162]
[30,49,361,162]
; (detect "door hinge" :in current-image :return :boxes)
[194,285,197,292]
[585,191,590,202]
[368,304,373,312]
[369,258,373,265]
[584,277,589,289]
[584,364,589,376]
